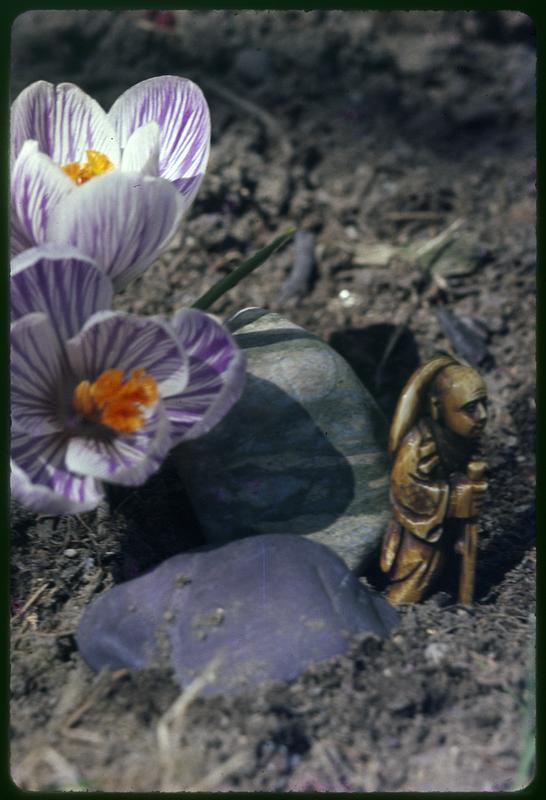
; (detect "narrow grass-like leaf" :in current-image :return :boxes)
[192,229,295,311]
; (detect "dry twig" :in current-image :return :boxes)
[385,211,446,222]
[75,514,96,537]
[12,746,80,791]
[275,230,316,308]
[202,77,294,163]
[59,668,128,736]
[185,750,250,792]
[60,727,105,746]
[374,281,441,390]
[11,583,49,623]
[156,655,222,791]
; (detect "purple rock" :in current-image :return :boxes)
[77,535,399,695]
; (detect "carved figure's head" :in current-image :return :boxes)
[388,356,488,454]
[430,364,488,439]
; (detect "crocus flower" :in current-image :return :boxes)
[11,247,245,514]
[10,76,210,288]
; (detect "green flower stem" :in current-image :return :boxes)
[191,229,296,311]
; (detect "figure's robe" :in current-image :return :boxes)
[380,419,453,603]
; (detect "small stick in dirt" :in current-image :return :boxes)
[185,750,250,792]
[157,655,222,791]
[374,217,479,386]
[11,582,49,623]
[275,230,316,308]
[385,211,446,222]
[374,321,409,391]
[373,267,446,390]
[435,307,491,367]
[60,668,129,733]
[12,746,80,791]
[95,499,110,538]
[75,514,96,537]
[81,567,105,602]
[59,726,105,746]
[201,77,294,163]
[111,490,140,515]
[33,628,77,638]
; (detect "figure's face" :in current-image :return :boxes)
[434,368,488,439]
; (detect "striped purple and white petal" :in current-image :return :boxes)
[120,121,161,176]
[11,313,67,436]
[11,432,104,514]
[11,80,120,166]
[163,309,246,444]
[11,140,74,253]
[108,76,210,201]
[65,401,172,486]
[11,245,113,341]
[11,210,33,257]
[65,311,189,398]
[46,172,188,290]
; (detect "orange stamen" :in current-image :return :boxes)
[62,150,114,185]
[73,368,159,433]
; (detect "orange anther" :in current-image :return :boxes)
[73,367,159,433]
[62,150,114,185]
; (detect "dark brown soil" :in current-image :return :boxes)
[10,10,535,792]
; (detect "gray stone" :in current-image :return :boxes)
[174,309,391,571]
[77,534,399,695]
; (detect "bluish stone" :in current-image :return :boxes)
[77,534,399,695]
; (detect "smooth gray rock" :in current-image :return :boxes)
[77,534,399,695]
[174,309,391,571]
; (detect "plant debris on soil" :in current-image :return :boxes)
[10,9,535,792]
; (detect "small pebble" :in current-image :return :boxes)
[424,642,450,666]
[234,48,271,84]
[338,289,360,307]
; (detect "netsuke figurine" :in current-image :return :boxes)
[380,356,488,605]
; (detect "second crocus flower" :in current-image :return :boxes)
[11,247,246,514]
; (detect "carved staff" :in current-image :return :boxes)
[458,459,487,605]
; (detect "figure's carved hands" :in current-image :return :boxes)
[449,475,488,518]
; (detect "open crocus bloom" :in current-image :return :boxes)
[11,247,246,514]
[10,76,210,289]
